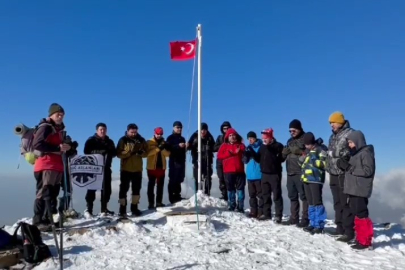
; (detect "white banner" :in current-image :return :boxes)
[70,154,105,190]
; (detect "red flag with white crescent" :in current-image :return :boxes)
[169,40,197,61]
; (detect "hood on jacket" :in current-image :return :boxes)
[220,121,232,134]
[334,120,351,134]
[252,138,263,148]
[347,130,366,149]
[224,128,242,143]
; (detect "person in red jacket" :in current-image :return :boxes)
[217,128,246,212]
[32,103,71,229]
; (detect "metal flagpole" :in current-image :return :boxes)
[197,23,202,191]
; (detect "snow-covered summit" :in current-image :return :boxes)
[4,192,405,270]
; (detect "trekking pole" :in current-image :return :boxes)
[57,198,64,270]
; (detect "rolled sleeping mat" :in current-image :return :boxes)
[14,123,30,136]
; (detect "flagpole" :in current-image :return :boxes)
[197,24,202,191]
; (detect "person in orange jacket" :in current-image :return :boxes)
[217,128,246,212]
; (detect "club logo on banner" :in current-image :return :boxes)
[70,154,104,190]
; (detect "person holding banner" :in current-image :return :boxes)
[116,123,148,218]
[145,127,171,209]
[83,123,116,218]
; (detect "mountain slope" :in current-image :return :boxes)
[4,193,405,270]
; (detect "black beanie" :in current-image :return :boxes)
[96,122,107,129]
[173,121,183,127]
[127,123,138,130]
[201,122,208,130]
[247,131,257,139]
[289,119,303,130]
[303,132,316,145]
[48,103,64,117]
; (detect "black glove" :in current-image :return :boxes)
[337,158,350,171]
[136,150,145,156]
[158,143,165,150]
[247,145,254,152]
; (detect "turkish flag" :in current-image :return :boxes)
[169,40,197,61]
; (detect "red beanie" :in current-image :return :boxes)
[154,127,164,135]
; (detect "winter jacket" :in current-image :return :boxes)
[282,132,306,175]
[300,144,327,184]
[145,137,171,170]
[116,133,148,172]
[166,133,186,165]
[344,131,375,198]
[187,130,215,165]
[251,139,283,175]
[243,139,263,181]
[217,128,246,174]
[32,118,64,172]
[214,122,242,167]
[326,121,354,175]
[84,134,116,169]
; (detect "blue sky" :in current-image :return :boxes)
[1,1,405,223]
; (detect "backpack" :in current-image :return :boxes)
[13,222,51,264]
[14,122,52,165]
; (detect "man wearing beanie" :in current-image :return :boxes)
[326,111,355,242]
[145,127,171,209]
[250,128,284,223]
[166,121,187,204]
[83,122,116,218]
[187,122,216,195]
[116,123,148,217]
[281,119,309,227]
[214,121,233,201]
[32,103,71,229]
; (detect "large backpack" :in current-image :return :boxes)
[14,122,52,165]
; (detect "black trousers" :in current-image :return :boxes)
[193,162,213,195]
[119,171,142,202]
[216,163,228,199]
[303,183,323,206]
[349,195,369,218]
[248,180,263,216]
[262,173,283,218]
[85,168,112,211]
[287,174,308,222]
[329,174,354,237]
[168,161,185,203]
[147,169,165,206]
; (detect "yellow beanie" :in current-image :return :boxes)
[329,111,345,124]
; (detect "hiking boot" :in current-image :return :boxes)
[228,206,235,211]
[281,219,298,226]
[100,207,114,217]
[274,217,282,224]
[351,242,371,250]
[248,212,258,218]
[297,219,309,228]
[258,215,271,221]
[336,234,354,243]
[311,228,323,235]
[303,226,315,233]
[130,204,142,217]
[148,204,156,210]
[156,203,166,208]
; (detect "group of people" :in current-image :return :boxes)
[27,103,376,251]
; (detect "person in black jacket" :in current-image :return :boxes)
[281,119,309,227]
[213,121,232,201]
[83,123,116,217]
[187,122,215,195]
[250,128,284,223]
[166,121,187,204]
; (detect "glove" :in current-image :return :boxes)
[247,145,254,152]
[158,144,165,150]
[282,147,291,156]
[289,146,302,155]
[92,149,106,155]
[136,150,145,156]
[336,158,350,171]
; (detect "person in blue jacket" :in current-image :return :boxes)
[243,131,263,218]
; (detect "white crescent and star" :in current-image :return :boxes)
[180,43,195,55]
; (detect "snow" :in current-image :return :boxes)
[4,192,405,270]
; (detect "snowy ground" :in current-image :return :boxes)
[4,192,405,270]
